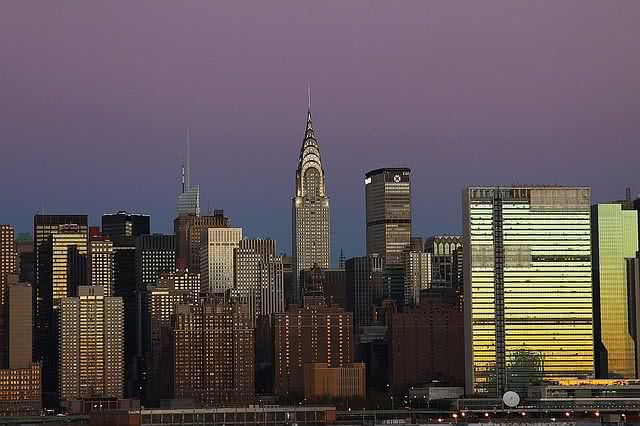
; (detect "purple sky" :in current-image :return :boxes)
[1,1,639,262]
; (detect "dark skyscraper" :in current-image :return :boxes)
[134,234,175,398]
[346,255,383,333]
[32,215,88,404]
[425,235,462,289]
[365,168,411,267]
[101,211,150,245]
[101,211,150,398]
[365,168,411,307]
[388,299,464,394]
[292,91,331,304]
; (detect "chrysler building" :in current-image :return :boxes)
[292,89,330,303]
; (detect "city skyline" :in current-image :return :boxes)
[1,2,639,264]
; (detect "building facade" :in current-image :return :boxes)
[424,235,462,288]
[135,234,176,291]
[345,256,383,333]
[628,253,640,378]
[0,363,41,416]
[404,251,432,307]
[33,216,88,402]
[173,299,255,406]
[88,232,114,296]
[388,300,464,394]
[177,128,201,217]
[233,239,285,326]
[463,186,593,396]
[592,203,639,378]
[101,211,150,245]
[59,286,124,402]
[0,225,17,369]
[292,103,331,304]
[273,299,354,397]
[174,210,229,271]
[145,275,195,405]
[365,167,411,267]
[303,362,366,400]
[200,228,242,295]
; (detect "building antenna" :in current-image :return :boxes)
[185,127,191,191]
[307,83,311,110]
[181,164,185,193]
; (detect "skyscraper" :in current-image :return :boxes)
[0,225,17,279]
[177,128,200,217]
[8,281,33,370]
[174,210,229,272]
[345,255,383,333]
[233,239,285,326]
[101,211,150,245]
[273,275,354,397]
[0,281,41,417]
[200,228,242,295]
[425,235,463,288]
[135,234,176,291]
[134,234,175,395]
[463,186,593,396]
[88,230,114,296]
[365,168,411,307]
[59,286,124,402]
[144,273,195,405]
[365,167,411,267]
[592,202,639,378]
[292,93,331,304]
[627,252,640,377]
[15,233,33,284]
[172,298,255,406]
[388,299,464,394]
[0,225,17,369]
[404,251,432,307]
[101,211,149,398]
[33,215,88,404]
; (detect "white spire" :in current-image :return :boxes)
[185,127,191,190]
[307,83,311,110]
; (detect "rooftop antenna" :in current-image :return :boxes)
[185,127,191,191]
[307,83,311,110]
[181,164,185,193]
[626,187,632,208]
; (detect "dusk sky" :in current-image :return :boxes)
[1,1,639,263]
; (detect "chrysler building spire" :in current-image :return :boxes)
[292,89,331,304]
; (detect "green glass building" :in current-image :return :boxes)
[463,186,593,397]
[592,203,639,378]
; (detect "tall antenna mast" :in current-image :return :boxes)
[185,127,191,190]
[181,165,185,193]
[307,83,311,110]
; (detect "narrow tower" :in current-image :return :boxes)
[292,87,331,304]
[177,128,201,216]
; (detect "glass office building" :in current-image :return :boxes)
[463,186,593,396]
[365,168,411,268]
[592,203,639,378]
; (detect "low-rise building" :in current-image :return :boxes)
[304,362,366,400]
